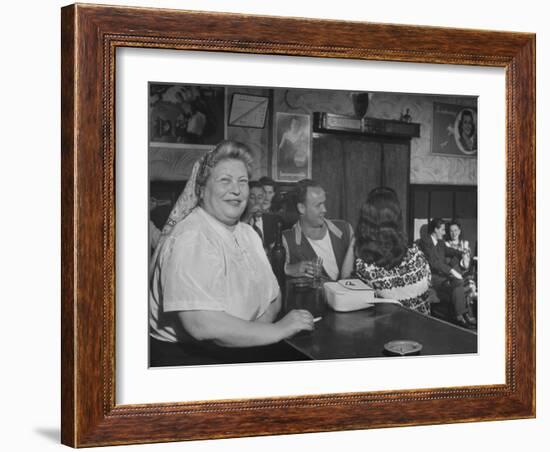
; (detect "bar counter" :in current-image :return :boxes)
[284,283,477,360]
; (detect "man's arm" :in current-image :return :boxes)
[423,240,453,275]
[443,243,468,273]
[444,245,463,259]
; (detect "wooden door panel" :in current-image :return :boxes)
[312,135,344,219]
[383,142,410,237]
[343,139,382,228]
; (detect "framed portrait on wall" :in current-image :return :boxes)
[431,102,478,157]
[148,82,226,217]
[273,112,312,182]
[149,83,225,148]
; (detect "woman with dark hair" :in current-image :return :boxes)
[446,221,470,255]
[457,109,477,152]
[420,218,475,327]
[345,187,432,314]
[445,220,477,318]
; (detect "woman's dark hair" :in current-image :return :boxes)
[458,109,475,138]
[448,219,462,230]
[354,187,407,270]
[446,219,462,241]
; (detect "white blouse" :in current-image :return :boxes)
[150,207,279,343]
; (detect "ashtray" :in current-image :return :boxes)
[383,340,423,356]
[337,279,373,291]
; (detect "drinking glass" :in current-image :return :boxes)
[311,256,323,288]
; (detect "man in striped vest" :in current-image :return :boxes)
[282,179,354,282]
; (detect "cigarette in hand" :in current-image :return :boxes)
[313,316,322,323]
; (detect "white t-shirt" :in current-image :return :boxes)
[306,231,339,281]
[150,207,280,343]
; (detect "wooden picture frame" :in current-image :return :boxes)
[61,3,535,447]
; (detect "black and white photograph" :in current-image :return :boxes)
[274,112,312,182]
[149,83,225,146]
[432,102,478,156]
[148,82,479,368]
[4,0,543,449]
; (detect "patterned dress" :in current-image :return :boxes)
[355,244,432,315]
[445,239,477,305]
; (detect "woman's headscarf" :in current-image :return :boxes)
[149,153,205,274]
[149,140,252,275]
[161,159,201,236]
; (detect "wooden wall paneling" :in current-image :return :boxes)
[382,142,411,237]
[312,134,345,219]
[343,139,382,228]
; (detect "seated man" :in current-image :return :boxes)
[282,179,353,282]
[242,180,280,250]
[420,218,476,328]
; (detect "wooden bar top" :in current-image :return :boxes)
[285,285,477,360]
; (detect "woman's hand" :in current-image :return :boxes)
[276,309,315,338]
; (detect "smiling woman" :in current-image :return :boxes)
[197,144,252,227]
[149,140,314,366]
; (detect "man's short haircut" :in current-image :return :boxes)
[428,217,446,235]
[259,176,276,188]
[248,180,264,191]
[295,179,323,207]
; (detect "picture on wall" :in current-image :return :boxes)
[273,112,312,182]
[432,102,478,157]
[149,83,225,147]
[228,93,269,128]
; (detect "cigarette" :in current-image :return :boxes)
[313,316,322,323]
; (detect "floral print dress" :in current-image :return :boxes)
[355,244,432,315]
